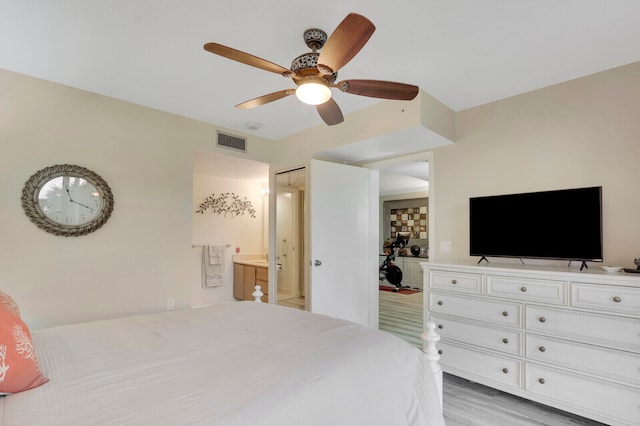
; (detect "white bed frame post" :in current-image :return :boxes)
[421,321,443,408]
[252,285,264,302]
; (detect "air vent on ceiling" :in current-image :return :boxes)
[217,132,247,153]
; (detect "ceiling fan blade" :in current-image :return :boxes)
[235,89,295,109]
[204,43,292,76]
[317,13,375,75]
[338,79,419,100]
[316,98,344,126]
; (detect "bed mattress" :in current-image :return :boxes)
[0,302,444,425]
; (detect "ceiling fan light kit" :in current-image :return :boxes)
[295,80,332,105]
[204,13,418,126]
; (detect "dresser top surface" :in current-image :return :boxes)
[423,259,640,285]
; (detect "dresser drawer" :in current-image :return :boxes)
[439,341,521,389]
[526,305,640,352]
[526,334,640,385]
[526,363,640,426]
[571,282,640,316]
[487,275,566,305]
[432,315,522,356]
[430,292,521,327]
[430,270,483,294]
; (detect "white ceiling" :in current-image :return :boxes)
[2,1,638,192]
[2,0,639,146]
[378,161,428,196]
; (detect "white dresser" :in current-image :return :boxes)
[423,261,640,426]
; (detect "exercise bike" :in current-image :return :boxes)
[379,233,410,290]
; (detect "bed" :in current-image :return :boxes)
[0,293,444,425]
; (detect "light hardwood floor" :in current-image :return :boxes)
[379,290,606,426]
[443,374,605,426]
[379,289,424,347]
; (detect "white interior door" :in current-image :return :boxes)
[308,159,379,327]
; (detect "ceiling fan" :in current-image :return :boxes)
[203,13,419,126]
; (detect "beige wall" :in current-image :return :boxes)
[433,61,640,267]
[3,59,639,327]
[0,69,274,328]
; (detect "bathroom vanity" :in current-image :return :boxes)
[233,258,268,302]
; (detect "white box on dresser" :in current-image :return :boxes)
[422,261,640,426]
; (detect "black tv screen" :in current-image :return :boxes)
[469,187,603,262]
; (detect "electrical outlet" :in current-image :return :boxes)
[167,298,176,310]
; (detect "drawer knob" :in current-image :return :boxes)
[437,301,443,306]
[613,296,622,303]
[520,286,527,292]
[539,317,546,323]
[451,279,457,285]
[538,378,546,384]
[438,324,444,329]
[502,338,509,344]
[502,368,509,374]
[502,311,509,317]
[539,346,546,352]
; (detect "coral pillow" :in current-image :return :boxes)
[0,290,49,395]
[0,291,20,317]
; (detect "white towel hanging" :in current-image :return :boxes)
[202,245,226,288]
[208,245,223,265]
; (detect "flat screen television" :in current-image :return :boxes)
[469,186,603,264]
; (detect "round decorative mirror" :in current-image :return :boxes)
[22,164,114,237]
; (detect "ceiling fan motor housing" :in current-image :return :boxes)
[291,52,320,73]
[291,52,337,83]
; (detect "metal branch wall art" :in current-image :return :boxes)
[196,192,256,218]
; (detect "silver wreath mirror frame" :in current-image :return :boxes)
[21,164,115,237]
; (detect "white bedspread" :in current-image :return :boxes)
[0,302,444,426]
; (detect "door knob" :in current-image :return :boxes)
[313,260,322,266]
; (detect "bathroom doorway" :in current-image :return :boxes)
[275,168,305,310]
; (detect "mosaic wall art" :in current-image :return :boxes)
[390,206,427,239]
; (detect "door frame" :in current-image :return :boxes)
[267,152,433,328]
[362,150,434,328]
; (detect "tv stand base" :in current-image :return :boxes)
[568,260,589,271]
